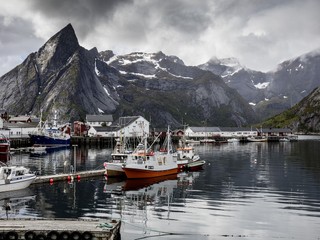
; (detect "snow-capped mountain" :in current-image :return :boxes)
[0,24,256,127]
[199,50,320,120]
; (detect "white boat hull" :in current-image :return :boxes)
[105,162,126,177]
[0,175,36,193]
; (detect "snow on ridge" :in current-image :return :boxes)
[103,86,119,104]
[98,108,104,113]
[249,102,256,106]
[254,82,270,89]
[94,59,101,76]
[221,67,242,78]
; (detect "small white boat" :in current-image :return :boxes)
[247,136,267,142]
[279,138,290,142]
[227,138,240,143]
[200,138,215,143]
[0,163,36,193]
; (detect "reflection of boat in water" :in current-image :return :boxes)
[123,174,177,191]
[0,162,36,192]
[0,188,35,218]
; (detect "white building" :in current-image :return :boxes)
[5,122,38,138]
[113,116,149,138]
[86,114,113,127]
[185,126,257,138]
[87,116,149,138]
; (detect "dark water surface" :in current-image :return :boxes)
[1,139,320,239]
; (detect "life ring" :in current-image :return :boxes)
[70,231,82,240]
[81,231,93,240]
[59,231,70,240]
[47,231,60,240]
[5,231,18,240]
[24,231,37,240]
[35,233,46,240]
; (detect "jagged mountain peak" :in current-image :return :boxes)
[36,23,80,73]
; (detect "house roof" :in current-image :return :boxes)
[188,127,221,132]
[8,116,31,122]
[4,122,38,128]
[90,126,116,132]
[86,114,113,122]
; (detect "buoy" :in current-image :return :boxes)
[77,175,81,180]
[49,178,54,185]
[67,175,71,181]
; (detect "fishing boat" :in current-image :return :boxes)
[0,162,36,192]
[29,110,71,146]
[104,137,132,178]
[123,126,178,179]
[0,134,10,154]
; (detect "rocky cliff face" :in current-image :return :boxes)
[0,24,118,122]
[262,87,320,132]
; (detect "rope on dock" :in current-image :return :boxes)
[121,220,205,239]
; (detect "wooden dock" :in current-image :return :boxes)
[33,169,106,184]
[0,218,121,240]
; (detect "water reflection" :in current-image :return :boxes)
[1,141,320,239]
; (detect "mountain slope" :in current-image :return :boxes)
[262,87,320,132]
[199,50,320,120]
[0,24,256,127]
[0,24,118,122]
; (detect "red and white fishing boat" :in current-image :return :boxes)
[123,126,178,179]
[0,134,10,154]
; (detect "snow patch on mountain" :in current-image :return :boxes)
[254,82,270,89]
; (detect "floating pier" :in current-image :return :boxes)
[0,218,121,240]
[33,169,106,184]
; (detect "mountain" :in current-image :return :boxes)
[262,87,320,132]
[0,24,256,128]
[0,24,118,123]
[199,50,320,120]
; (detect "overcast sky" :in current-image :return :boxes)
[0,0,319,76]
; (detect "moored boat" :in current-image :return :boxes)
[0,162,36,192]
[29,110,71,146]
[0,134,10,154]
[123,126,178,179]
[247,136,267,142]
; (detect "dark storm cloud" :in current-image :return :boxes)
[30,0,134,39]
[0,0,319,76]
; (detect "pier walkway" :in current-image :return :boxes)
[0,218,121,240]
[33,169,106,184]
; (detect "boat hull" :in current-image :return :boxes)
[123,167,178,179]
[0,175,36,193]
[29,134,70,146]
[105,163,126,177]
[0,144,10,154]
[186,160,206,171]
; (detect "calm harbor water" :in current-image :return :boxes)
[1,137,320,239]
